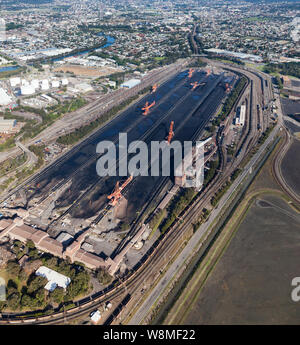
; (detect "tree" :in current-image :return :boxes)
[7,292,20,310]
[50,287,65,304]
[96,268,113,285]
[7,279,18,296]
[27,275,47,294]
[6,260,21,276]
[26,240,35,250]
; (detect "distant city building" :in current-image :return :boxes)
[0,116,17,133]
[61,78,69,86]
[206,48,263,63]
[21,85,35,96]
[0,88,12,106]
[41,79,49,91]
[51,80,60,88]
[10,77,21,87]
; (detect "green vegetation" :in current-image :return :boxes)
[0,136,16,152]
[28,144,45,169]
[6,22,23,30]
[0,153,26,177]
[192,208,211,233]
[0,97,86,154]
[203,160,219,187]
[211,168,242,207]
[0,67,24,79]
[263,62,300,79]
[149,209,167,233]
[257,125,276,146]
[212,76,248,127]
[160,188,196,234]
[0,248,92,312]
[96,268,113,285]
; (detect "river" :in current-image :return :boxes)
[52,34,115,62]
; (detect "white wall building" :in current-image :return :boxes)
[235,105,246,126]
[120,78,141,88]
[51,80,60,88]
[21,85,35,96]
[0,88,12,105]
[36,266,71,292]
[41,79,49,90]
[10,77,21,87]
[0,117,17,133]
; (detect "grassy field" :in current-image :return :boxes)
[181,193,300,324]
[163,133,300,325]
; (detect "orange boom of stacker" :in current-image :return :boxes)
[190,81,199,90]
[225,83,231,93]
[142,101,155,115]
[167,121,174,145]
[206,69,211,76]
[107,176,133,206]
[151,84,158,93]
[188,68,194,78]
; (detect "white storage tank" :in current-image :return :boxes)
[21,85,35,95]
[10,77,21,87]
[61,78,69,86]
[41,79,49,90]
[21,79,29,86]
[51,80,60,88]
[31,79,40,89]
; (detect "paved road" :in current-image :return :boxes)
[128,121,280,325]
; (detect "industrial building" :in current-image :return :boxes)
[235,104,246,126]
[41,79,49,91]
[36,266,71,291]
[10,77,21,87]
[0,88,12,106]
[0,218,108,270]
[0,117,17,133]
[120,78,141,89]
[21,85,36,96]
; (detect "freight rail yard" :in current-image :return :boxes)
[0,62,278,324]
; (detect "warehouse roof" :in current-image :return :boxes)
[120,78,141,88]
[36,266,71,291]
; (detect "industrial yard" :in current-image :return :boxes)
[0,67,234,276]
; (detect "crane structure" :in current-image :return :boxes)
[151,84,158,93]
[107,176,133,206]
[166,121,174,145]
[190,81,199,90]
[206,68,211,76]
[225,83,232,93]
[188,68,194,78]
[142,101,155,115]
